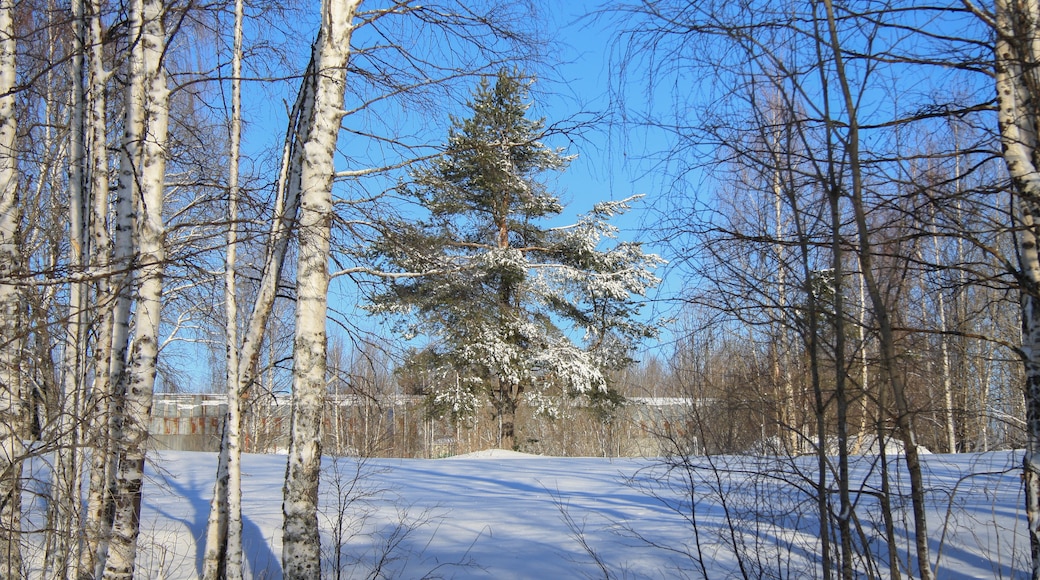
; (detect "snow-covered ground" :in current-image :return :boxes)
[33,450,1030,578]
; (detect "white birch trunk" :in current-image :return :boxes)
[98,24,145,580]
[101,0,168,576]
[854,269,870,455]
[766,102,797,454]
[980,339,995,451]
[202,425,230,580]
[224,0,245,574]
[0,2,23,577]
[79,0,116,574]
[282,1,360,576]
[48,1,89,575]
[202,28,313,579]
[992,1,1040,576]
[201,0,247,573]
[932,233,957,453]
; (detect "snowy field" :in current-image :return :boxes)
[29,450,1030,578]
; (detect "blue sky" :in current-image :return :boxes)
[317,2,681,352]
[163,2,679,391]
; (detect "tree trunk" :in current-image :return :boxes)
[80,0,117,572]
[223,0,245,574]
[497,380,519,451]
[932,229,958,453]
[48,1,89,575]
[820,1,932,577]
[102,0,169,576]
[202,425,230,580]
[202,31,312,580]
[202,0,245,576]
[0,2,24,576]
[282,1,360,577]
[854,269,870,455]
[761,92,802,455]
[988,1,1040,576]
[827,178,854,580]
[786,187,832,580]
[874,378,902,580]
[806,264,832,580]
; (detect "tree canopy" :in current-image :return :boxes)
[368,69,662,449]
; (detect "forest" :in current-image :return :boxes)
[1,0,1039,578]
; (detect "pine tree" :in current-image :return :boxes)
[369,69,662,450]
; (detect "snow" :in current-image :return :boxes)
[35,450,1031,578]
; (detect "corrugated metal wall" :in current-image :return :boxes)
[147,393,692,456]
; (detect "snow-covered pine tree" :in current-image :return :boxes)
[369,69,662,451]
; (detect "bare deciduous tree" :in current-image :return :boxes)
[281,1,361,577]
[0,2,24,577]
[102,0,170,575]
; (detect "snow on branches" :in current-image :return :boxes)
[366,70,661,448]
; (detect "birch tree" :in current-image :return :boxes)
[200,0,247,576]
[966,0,1040,575]
[47,0,89,574]
[102,0,169,575]
[222,0,245,574]
[201,16,317,577]
[282,0,361,576]
[80,0,116,573]
[204,6,548,559]
[0,1,24,576]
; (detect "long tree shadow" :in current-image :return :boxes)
[148,455,281,578]
[243,514,282,579]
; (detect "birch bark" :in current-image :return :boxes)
[79,0,115,574]
[200,0,247,575]
[202,37,313,580]
[102,0,169,575]
[223,0,244,574]
[48,1,89,575]
[282,0,360,576]
[932,227,958,453]
[0,2,24,577]
[989,0,1040,576]
[766,99,797,454]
